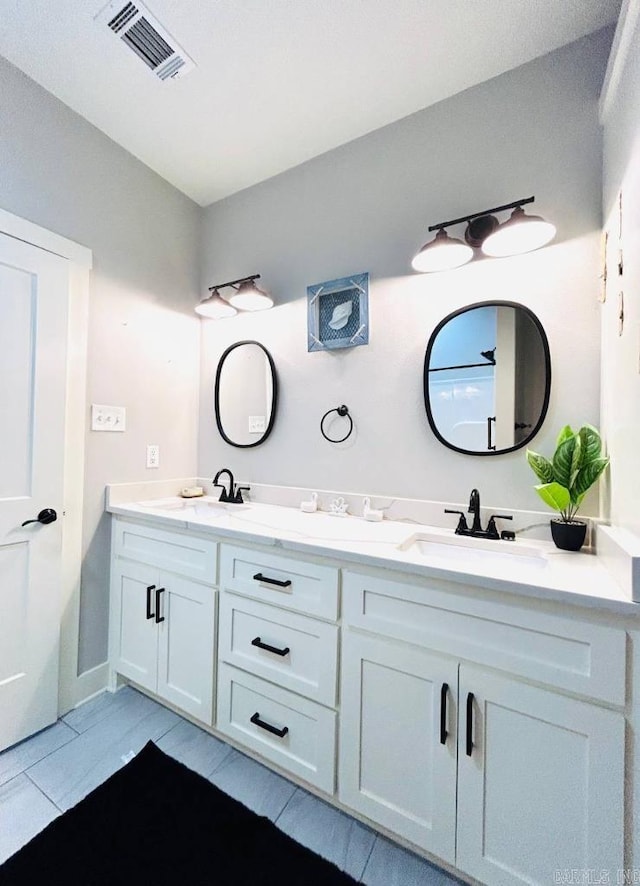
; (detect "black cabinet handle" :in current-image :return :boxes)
[440,683,449,745]
[250,712,289,738]
[146,585,155,620]
[251,637,290,657]
[155,587,165,624]
[466,692,475,757]
[253,572,292,588]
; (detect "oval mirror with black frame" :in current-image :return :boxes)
[423,301,550,456]
[214,340,278,448]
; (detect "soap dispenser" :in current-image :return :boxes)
[300,492,318,513]
[362,497,383,522]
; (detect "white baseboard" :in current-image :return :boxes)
[60,661,110,715]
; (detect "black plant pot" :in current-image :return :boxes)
[550,519,587,551]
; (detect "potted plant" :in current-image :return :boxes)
[526,424,610,551]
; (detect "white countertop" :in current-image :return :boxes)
[107,496,639,616]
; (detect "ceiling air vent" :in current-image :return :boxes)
[96,1,195,81]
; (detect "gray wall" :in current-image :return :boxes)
[0,56,202,672]
[199,30,611,516]
[0,25,615,676]
[601,12,640,536]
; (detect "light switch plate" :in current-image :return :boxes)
[249,415,266,433]
[91,404,126,431]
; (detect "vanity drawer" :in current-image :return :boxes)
[217,663,336,793]
[113,518,218,585]
[219,593,339,706]
[219,545,339,621]
[343,571,626,705]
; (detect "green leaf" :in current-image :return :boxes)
[555,425,574,449]
[578,424,602,466]
[553,434,582,490]
[526,450,554,483]
[534,482,571,513]
[573,457,610,498]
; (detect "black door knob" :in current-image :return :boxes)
[21,508,57,527]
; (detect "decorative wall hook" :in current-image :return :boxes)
[320,405,354,443]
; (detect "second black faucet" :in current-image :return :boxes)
[445,488,513,541]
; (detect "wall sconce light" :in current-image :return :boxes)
[411,196,556,273]
[195,289,237,319]
[195,274,274,318]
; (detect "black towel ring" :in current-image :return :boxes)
[320,405,353,443]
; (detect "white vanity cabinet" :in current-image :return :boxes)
[216,544,339,793]
[107,507,634,886]
[109,519,217,724]
[339,571,626,884]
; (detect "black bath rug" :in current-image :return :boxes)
[0,741,359,885]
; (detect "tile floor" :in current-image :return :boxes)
[0,686,461,884]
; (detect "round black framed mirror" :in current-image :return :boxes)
[423,301,551,456]
[214,340,278,448]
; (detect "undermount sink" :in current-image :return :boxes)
[398,530,547,568]
[136,497,249,513]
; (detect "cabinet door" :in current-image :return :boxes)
[339,630,458,862]
[457,665,625,885]
[110,560,158,692]
[156,573,216,725]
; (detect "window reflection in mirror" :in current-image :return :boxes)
[423,302,550,455]
[214,340,278,448]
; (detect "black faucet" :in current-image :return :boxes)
[468,488,482,533]
[444,488,514,540]
[213,468,250,504]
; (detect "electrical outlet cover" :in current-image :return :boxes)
[146,444,160,468]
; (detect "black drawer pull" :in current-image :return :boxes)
[253,572,292,588]
[251,637,290,657]
[146,585,155,620]
[250,712,289,738]
[440,683,449,745]
[466,692,475,757]
[155,587,165,624]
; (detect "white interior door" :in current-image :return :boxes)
[494,307,516,449]
[0,233,69,752]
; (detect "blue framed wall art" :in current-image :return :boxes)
[307,272,369,352]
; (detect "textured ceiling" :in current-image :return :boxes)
[0,0,621,205]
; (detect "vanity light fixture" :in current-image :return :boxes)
[196,274,274,318]
[195,288,238,319]
[411,228,474,273]
[412,196,555,273]
[228,277,274,312]
[481,205,556,257]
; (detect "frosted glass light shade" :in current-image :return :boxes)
[412,228,473,273]
[229,280,274,311]
[195,292,237,319]
[481,207,556,257]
